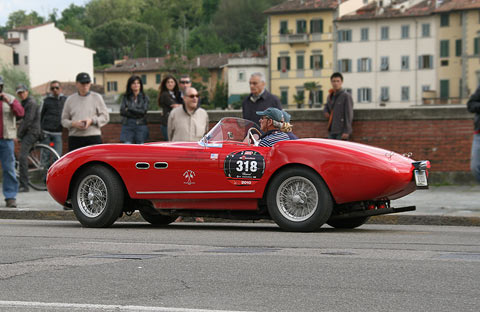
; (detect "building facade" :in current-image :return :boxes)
[5,23,95,87]
[0,40,13,67]
[336,0,438,108]
[264,0,371,109]
[434,0,480,101]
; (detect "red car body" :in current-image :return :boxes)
[47,117,429,231]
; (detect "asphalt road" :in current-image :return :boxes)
[0,220,479,312]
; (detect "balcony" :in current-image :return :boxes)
[279,33,310,45]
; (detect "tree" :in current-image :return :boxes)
[90,19,157,62]
[0,65,40,102]
[211,81,228,109]
[293,93,305,109]
[84,0,146,28]
[6,10,44,29]
[187,24,228,55]
[304,81,322,108]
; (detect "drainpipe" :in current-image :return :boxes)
[414,18,418,106]
[267,15,272,91]
[461,11,467,99]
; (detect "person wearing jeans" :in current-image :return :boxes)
[0,76,25,207]
[467,85,480,182]
[41,81,66,156]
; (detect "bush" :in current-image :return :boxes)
[144,88,159,111]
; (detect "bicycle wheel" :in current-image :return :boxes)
[27,143,60,191]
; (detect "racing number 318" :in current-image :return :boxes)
[236,160,258,173]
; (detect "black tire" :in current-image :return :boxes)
[267,167,333,232]
[140,210,176,226]
[27,144,60,191]
[71,165,124,228]
[327,216,370,229]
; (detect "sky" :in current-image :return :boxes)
[0,0,87,26]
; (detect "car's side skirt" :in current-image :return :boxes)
[137,190,255,194]
[329,206,416,220]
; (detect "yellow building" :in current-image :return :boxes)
[94,53,234,98]
[0,40,13,68]
[435,0,480,101]
[264,0,371,109]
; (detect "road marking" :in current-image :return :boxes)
[0,301,252,312]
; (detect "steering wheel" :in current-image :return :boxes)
[247,127,262,146]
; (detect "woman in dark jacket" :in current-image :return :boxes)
[158,74,182,141]
[120,75,149,144]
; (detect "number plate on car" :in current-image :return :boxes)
[414,170,428,187]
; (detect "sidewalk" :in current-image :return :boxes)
[0,184,479,225]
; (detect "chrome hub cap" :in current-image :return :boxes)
[77,175,107,218]
[277,176,318,222]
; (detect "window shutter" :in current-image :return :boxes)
[310,55,313,69]
[418,56,422,69]
[348,59,352,72]
[357,59,362,72]
[319,20,323,33]
[286,57,290,70]
[320,55,323,68]
[277,57,281,71]
[429,55,433,68]
[475,38,480,55]
[367,89,371,102]
[357,89,361,102]
[368,58,372,72]
[310,20,313,33]
[337,60,342,72]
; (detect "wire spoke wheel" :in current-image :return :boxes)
[77,175,108,218]
[72,165,124,228]
[267,167,333,232]
[277,176,318,222]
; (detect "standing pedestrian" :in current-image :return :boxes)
[158,75,182,141]
[0,76,25,207]
[168,87,209,142]
[242,72,282,126]
[41,80,66,156]
[178,74,192,102]
[323,72,353,140]
[467,85,480,183]
[61,72,109,152]
[120,75,149,144]
[16,84,41,193]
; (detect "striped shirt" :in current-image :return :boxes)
[259,130,290,147]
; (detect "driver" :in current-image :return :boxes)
[256,107,290,147]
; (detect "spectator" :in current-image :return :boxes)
[61,72,109,152]
[158,75,182,141]
[281,110,298,140]
[242,72,282,126]
[256,107,290,147]
[323,72,353,140]
[120,75,149,144]
[168,87,209,142]
[178,74,192,102]
[16,84,41,193]
[0,76,24,207]
[467,85,480,183]
[41,80,66,156]
[168,86,208,222]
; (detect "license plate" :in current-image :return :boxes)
[414,170,428,187]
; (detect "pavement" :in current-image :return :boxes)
[0,184,479,226]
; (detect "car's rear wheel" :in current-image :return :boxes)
[327,216,370,229]
[140,210,176,226]
[267,167,333,232]
[72,165,124,228]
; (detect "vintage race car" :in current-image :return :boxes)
[47,117,429,232]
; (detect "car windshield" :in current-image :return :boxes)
[201,117,258,146]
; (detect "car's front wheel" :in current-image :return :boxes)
[267,167,333,232]
[72,165,124,228]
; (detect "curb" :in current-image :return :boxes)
[0,210,479,227]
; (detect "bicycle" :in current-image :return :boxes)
[15,142,60,191]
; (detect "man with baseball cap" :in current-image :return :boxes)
[16,83,41,192]
[256,107,290,147]
[61,72,109,151]
[0,76,25,207]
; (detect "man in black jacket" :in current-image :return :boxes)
[242,72,282,126]
[467,85,480,183]
[41,81,66,156]
[323,72,353,140]
[16,84,41,192]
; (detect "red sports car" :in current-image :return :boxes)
[47,117,429,232]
